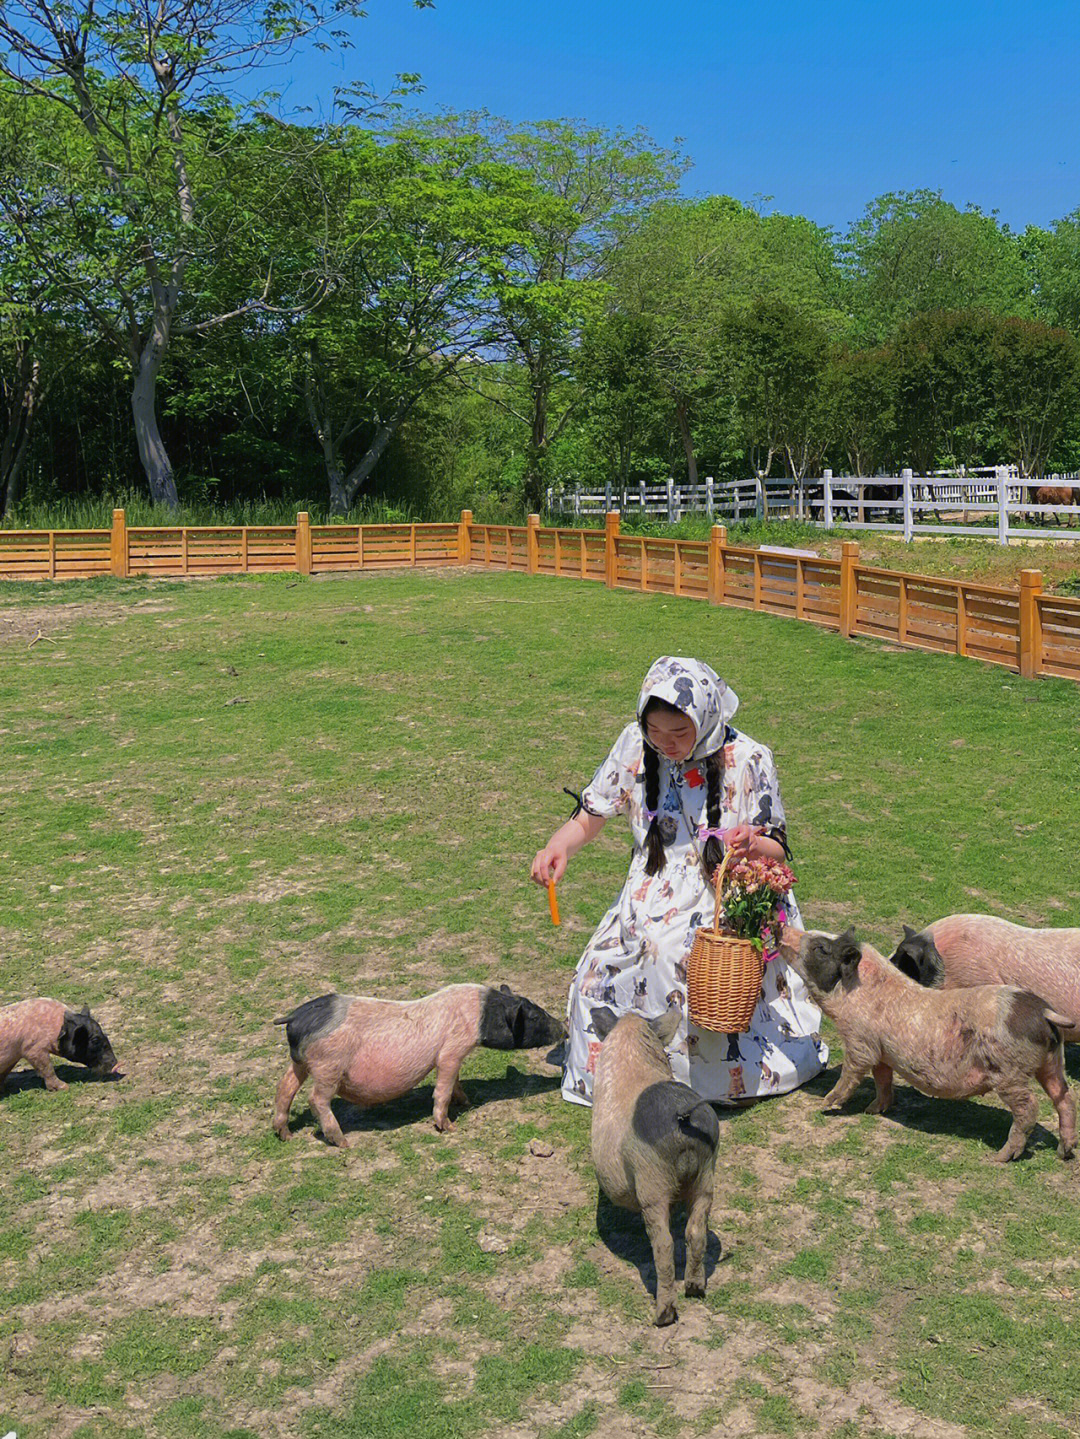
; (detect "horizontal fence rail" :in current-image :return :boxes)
[2,508,1079,684]
[546,468,1080,543]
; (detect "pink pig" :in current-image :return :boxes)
[890,916,1080,1038]
[778,926,1077,1163]
[0,999,121,1092]
[272,983,565,1146]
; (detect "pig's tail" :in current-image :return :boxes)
[702,753,725,876]
[642,743,667,874]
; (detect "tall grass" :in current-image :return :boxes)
[1,490,429,530]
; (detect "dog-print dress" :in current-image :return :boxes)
[563,717,828,1107]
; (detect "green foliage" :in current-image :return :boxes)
[843,189,1032,344]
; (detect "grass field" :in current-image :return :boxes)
[2,567,1080,1439]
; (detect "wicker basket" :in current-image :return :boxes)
[686,848,764,1033]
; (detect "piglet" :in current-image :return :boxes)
[590,1004,719,1326]
[273,983,565,1146]
[0,999,121,1092]
[890,916,1080,1038]
[778,926,1077,1162]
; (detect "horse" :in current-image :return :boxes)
[1029,485,1080,527]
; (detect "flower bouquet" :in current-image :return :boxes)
[716,856,797,957]
[686,850,796,1033]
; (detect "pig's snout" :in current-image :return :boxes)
[776,924,806,965]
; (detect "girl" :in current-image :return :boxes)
[531,656,827,1106]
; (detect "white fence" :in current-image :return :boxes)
[548,469,1080,544]
[547,477,797,522]
[814,468,1080,544]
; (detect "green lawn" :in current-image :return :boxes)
[2,568,1079,1439]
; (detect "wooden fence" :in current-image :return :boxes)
[2,508,1079,683]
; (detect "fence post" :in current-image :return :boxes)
[902,468,914,542]
[546,486,552,513]
[604,510,620,589]
[110,508,128,578]
[296,512,312,575]
[459,509,473,564]
[604,481,613,513]
[996,466,1010,546]
[754,475,765,520]
[573,485,581,520]
[840,540,859,637]
[1019,569,1043,679]
[526,513,540,574]
[666,477,675,523]
[639,479,647,513]
[705,476,714,518]
[823,471,833,528]
[708,524,727,605]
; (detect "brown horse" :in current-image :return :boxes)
[1030,485,1080,526]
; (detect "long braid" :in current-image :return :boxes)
[702,751,725,875]
[643,743,666,874]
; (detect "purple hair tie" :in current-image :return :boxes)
[643,808,659,824]
[698,826,726,841]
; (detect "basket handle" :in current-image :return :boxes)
[709,844,738,935]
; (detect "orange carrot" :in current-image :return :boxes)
[547,879,561,927]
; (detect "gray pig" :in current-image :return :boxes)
[273,983,565,1146]
[0,999,120,1092]
[890,916,1080,1038]
[778,926,1077,1162]
[590,1004,719,1326]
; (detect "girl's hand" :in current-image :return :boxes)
[532,842,568,886]
[722,825,760,858]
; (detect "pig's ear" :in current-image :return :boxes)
[648,1004,682,1048]
[590,1007,619,1040]
[902,924,917,939]
[833,929,862,973]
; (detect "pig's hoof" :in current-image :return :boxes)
[274,1126,291,1142]
[1059,1140,1075,1161]
[46,1080,68,1092]
[685,1280,706,1299]
[654,1302,678,1327]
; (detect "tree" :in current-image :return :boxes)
[989,318,1080,477]
[828,345,896,478]
[611,196,846,485]
[721,299,834,482]
[843,191,1032,344]
[468,118,685,510]
[888,310,999,472]
[1025,214,1080,335]
[287,123,539,514]
[573,312,664,492]
[0,0,417,507]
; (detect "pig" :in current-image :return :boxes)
[0,999,121,1092]
[778,926,1077,1162]
[272,983,566,1146]
[890,916,1080,1038]
[590,1004,719,1326]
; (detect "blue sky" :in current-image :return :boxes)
[269,0,1080,235]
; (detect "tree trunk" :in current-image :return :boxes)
[0,350,39,521]
[131,338,179,509]
[675,400,698,487]
[339,415,407,513]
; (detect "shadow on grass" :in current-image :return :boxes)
[2,1065,122,1095]
[1065,1044,1080,1083]
[809,1062,1066,1159]
[595,1189,726,1303]
[284,1062,563,1140]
